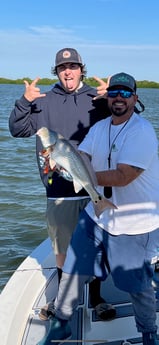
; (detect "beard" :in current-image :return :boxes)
[110,105,129,117]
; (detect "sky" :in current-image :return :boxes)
[1,0,159,82]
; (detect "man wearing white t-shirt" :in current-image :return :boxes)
[37,73,159,345]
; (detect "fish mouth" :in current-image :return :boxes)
[41,148,51,157]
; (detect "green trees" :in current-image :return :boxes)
[0,77,159,88]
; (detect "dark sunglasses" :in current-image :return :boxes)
[107,90,135,98]
[104,186,112,199]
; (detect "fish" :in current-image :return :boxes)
[37,127,117,218]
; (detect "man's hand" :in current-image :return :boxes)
[93,76,111,100]
[39,149,51,174]
[24,77,46,102]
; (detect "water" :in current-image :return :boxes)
[0,85,159,293]
[0,84,49,292]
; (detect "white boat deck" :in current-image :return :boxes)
[0,238,159,345]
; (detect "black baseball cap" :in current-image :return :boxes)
[107,72,137,93]
[54,48,83,68]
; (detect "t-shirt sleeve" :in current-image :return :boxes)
[78,124,97,156]
[118,122,158,169]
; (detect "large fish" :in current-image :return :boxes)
[37,127,117,217]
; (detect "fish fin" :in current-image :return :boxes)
[73,180,83,193]
[94,197,117,218]
[49,158,56,170]
[69,140,79,147]
[57,133,65,140]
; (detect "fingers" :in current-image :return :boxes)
[23,77,46,102]
[93,75,112,89]
[93,75,112,100]
[93,93,108,100]
[23,80,29,88]
[32,76,41,86]
[106,75,111,88]
[94,76,107,94]
[93,75,107,100]
[24,76,41,88]
[93,76,107,87]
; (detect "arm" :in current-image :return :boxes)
[96,163,144,187]
[9,77,46,137]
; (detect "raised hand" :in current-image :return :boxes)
[24,77,46,102]
[93,76,111,100]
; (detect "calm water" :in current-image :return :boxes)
[0,85,159,293]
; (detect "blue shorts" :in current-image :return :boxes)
[63,210,159,293]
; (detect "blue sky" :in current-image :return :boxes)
[1,0,159,81]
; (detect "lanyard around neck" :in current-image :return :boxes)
[108,117,130,169]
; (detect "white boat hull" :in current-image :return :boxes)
[0,238,159,345]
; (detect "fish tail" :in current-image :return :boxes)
[94,196,117,218]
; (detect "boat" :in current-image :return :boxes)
[0,237,159,345]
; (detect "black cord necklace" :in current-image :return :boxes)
[108,117,131,169]
[104,115,131,199]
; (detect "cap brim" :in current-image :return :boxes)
[107,85,135,92]
[55,60,83,68]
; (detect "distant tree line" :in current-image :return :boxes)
[0,77,58,85]
[0,77,159,88]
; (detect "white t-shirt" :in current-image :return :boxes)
[79,113,159,235]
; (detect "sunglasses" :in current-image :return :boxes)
[107,90,134,98]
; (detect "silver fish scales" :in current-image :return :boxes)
[37,127,117,217]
